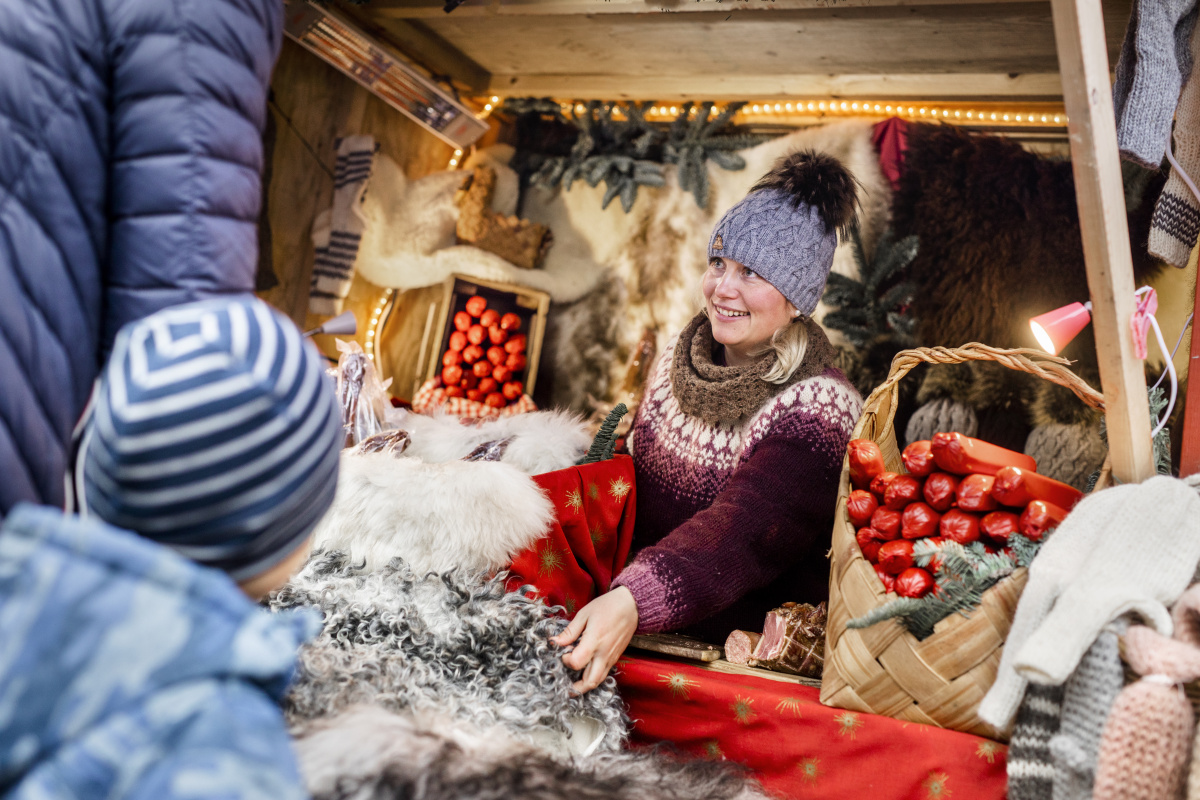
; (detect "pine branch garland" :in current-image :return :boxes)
[821,224,919,349]
[578,404,629,465]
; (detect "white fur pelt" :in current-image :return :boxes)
[271,553,629,753]
[294,705,769,800]
[310,452,555,574]
[392,407,592,475]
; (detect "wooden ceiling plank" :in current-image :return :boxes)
[488,71,1065,99]
[368,0,1041,18]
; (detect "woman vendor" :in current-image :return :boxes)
[553,151,865,692]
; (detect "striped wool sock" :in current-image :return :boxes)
[309,134,376,315]
[1008,683,1066,800]
[1151,16,1200,268]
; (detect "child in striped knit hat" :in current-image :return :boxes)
[553,151,864,693]
[0,296,343,799]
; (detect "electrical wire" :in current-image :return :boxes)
[1152,312,1194,390]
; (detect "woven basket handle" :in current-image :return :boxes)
[858,342,1106,447]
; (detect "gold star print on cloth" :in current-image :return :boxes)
[798,758,821,785]
[835,711,863,739]
[657,672,699,700]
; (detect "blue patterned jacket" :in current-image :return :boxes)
[0,504,320,800]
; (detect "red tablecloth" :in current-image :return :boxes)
[505,454,636,617]
[616,654,1008,800]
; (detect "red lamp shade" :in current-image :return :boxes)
[1030,301,1092,355]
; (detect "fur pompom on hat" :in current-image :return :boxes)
[708,150,859,317]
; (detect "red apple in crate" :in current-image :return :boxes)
[480,309,500,328]
[493,365,513,383]
[472,361,492,378]
[467,324,486,346]
[488,325,508,345]
[449,331,467,352]
[463,344,484,364]
[442,350,462,367]
[454,311,472,331]
[487,346,506,366]
[478,377,498,394]
[506,352,527,371]
[484,392,506,408]
[441,365,463,385]
[504,333,527,354]
[500,312,521,331]
[466,296,487,317]
[502,380,523,400]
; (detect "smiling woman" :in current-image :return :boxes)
[552,151,865,693]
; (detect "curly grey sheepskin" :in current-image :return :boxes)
[269,551,629,751]
[294,705,769,800]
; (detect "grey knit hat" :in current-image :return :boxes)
[708,150,858,316]
[81,296,343,582]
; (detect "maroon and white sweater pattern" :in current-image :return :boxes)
[612,338,863,639]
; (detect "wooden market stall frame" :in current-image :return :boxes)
[1051,0,1156,484]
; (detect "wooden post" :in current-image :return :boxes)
[1179,279,1200,475]
[1050,0,1156,483]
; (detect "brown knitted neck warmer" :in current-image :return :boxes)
[670,311,836,425]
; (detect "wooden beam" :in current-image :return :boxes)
[489,72,1066,100]
[369,0,1042,18]
[1179,277,1200,476]
[1050,0,1155,483]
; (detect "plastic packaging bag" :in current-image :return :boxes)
[332,340,392,446]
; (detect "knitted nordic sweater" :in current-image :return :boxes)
[611,320,862,641]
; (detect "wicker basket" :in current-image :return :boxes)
[820,343,1108,740]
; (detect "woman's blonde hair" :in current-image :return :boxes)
[761,312,809,384]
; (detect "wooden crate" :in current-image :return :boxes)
[419,274,551,399]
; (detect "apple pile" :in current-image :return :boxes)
[440,295,528,408]
[846,432,1082,599]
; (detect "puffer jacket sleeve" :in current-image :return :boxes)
[103,0,284,347]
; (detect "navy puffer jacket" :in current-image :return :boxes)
[0,0,283,516]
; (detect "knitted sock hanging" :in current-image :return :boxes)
[1151,15,1200,268]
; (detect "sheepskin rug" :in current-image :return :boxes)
[271,552,629,754]
[294,705,769,800]
[309,452,556,574]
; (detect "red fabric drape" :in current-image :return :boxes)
[616,654,1008,800]
[505,454,636,617]
[872,117,910,193]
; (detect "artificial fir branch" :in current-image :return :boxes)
[821,224,919,349]
[578,404,629,465]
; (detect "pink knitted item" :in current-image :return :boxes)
[1094,617,1200,800]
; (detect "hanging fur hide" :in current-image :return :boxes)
[892,122,1163,365]
[392,407,592,474]
[272,552,629,754]
[293,705,769,800]
[309,453,555,574]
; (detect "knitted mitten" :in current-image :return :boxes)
[1093,624,1200,800]
[1151,17,1200,268]
[1013,476,1200,686]
[1049,625,1127,800]
[1008,683,1065,800]
[1113,0,1200,167]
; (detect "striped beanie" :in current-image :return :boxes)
[82,297,342,581]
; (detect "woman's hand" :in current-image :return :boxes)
[550,586,639,694]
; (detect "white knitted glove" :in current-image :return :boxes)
[1015,476,1200,686]
[1150,15,1200,268]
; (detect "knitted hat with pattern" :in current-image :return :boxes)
[82,296,343,581]
[707,150,858,316]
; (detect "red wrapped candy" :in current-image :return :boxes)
[444,386,463,398]
[869,506,902,540]
[1019,500,1068,541]
[992,466,1084,512]
[484,392,506,408]
[506,352,528,371]
[487,346,506,366]
[454,311,472,331]
[466,389,483,402]
[502,380,524,401]
[878,539,915,575]
[957,474,998,512]
[449,331,468,352]
[472,361,492,378]
[500,312,522,331]
[478,377,498,394]
[465,296,488,317]
[488,325,508,345]
[462,344,484,364]
[442,350,462,367]
[902,440,937,477]
[980,511,1020,545]
[923,472,960,512]
[930,432,1037,476]
[461,373,478,391]
[480,309,500,328]
[504,333,528,354]
[441,365,463,385]
[939,509,981,544]
[875,564,897,593]
[493,365,513,383]
[848,439,886,491]
[846,490,879,528]
[895,567,935,598]
[884,474,923,511]
[901,502,941,539]
[870,471,900,503]
[856,527,886,563]
[467,324,487,346]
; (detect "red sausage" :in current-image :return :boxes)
[940,509,981,544]
[878,539,915,575]
[923,472,960,512]
[1019,500,1069,541]
[980,511,1020,546]
[992,466,1084,512]
[870,507,902,540]
[957,474,999,512]
[895,567,935,598]
[902,440,937,477]
[848,439,886,490]
[847,490,880,528]
[856,528,886,563]
[870,471,900,503]
[901,502,941,539]
[875,564,896,593]
[930,432,1037,476]
[885,474,924,511]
